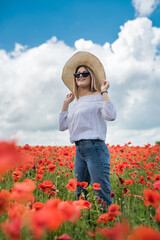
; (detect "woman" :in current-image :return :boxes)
[59,51,116,208]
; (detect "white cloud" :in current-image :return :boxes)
[107,125,160,146]
[0,18,160,146]
[132,0,160,17]
[9,129,70,147]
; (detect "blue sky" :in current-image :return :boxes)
[0,0,160,146]
[1,0,159,51]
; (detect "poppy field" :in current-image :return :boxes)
[0,141,160,240]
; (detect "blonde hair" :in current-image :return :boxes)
[73,65,99,99]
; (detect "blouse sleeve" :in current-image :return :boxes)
[59,111,68,131]
[100,101,117,121]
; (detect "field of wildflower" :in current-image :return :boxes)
[0,141,160,240]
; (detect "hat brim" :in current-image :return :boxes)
[61,51,106,92]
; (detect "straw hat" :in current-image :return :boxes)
[61,51,106,92]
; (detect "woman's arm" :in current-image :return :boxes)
[101,80,110,102]
[61,93,75,112]
[59,93,75,131]
[59,111,68,131]
[100,80,117,121]
[100,101,117,121]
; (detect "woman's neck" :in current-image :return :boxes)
[78,88,100,97]
[78,88,92,97]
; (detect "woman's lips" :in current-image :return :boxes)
[78,79,85,81]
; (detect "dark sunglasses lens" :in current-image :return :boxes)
[74,73,80,78]
[82,72,90,77]
[74,72,90,78]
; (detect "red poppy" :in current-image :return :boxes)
[116,163,125,174]
[38,183,46,192]
[132,194,143,200]
[74,200,91,210]
[145,171,153,176]
[127,225,160,240]
[146,176,152,181]
[108,204,122,219]
[58,201,81,222]
[37,169,44,175]
[154,206,160,222]
[66,179,77,192]
[0,190,11,214]
[124,179,133,186]
[111,190,115,198]
[77,181,88,189]
[45,209,64,231]
[122,188,131,197]
[143,189,160,208]
[45,198,60,209]
[118,175,125,185]
[56,233,72,240]
[103,201,106,209]
[65,172,71,177]
[29,199,63,239]
[1,217,22,240]
[11,178,36,203]
[47,164,56,173]
[0,141,30,180]
[153,180,160,191]
[8,202,26,221]
[12,171,23,182]
[97,220,129,240]
[86,231,96,238]
[81,182,88,188]
[92,183,101,190]
[146,182,152,189]
[30,209,61,239]
[24,144,31,151]
[43,180,53,188]
[38,180,55,194]
[39,166,46,171]
[32,202,44,211]
[97,196,101,205]
[79,195,84,200]
[138,176,146,185]
[154,174,160,181]
[96,212,110,223]
[35,174,43,181]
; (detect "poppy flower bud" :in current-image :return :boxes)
[111,190,114,198]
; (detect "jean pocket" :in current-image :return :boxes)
[102,142,110,158]
[94,142,110,167]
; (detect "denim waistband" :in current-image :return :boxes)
[75,139,104,146]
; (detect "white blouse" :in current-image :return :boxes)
[59,94,116,144]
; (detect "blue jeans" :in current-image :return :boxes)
[74,139,112,207]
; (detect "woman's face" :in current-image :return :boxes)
[75,66,91,89]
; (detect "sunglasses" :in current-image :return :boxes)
[73,72,90,78]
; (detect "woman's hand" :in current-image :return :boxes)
[101,80,110,93]
[61,93,75,112]
[64,93,75,104]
